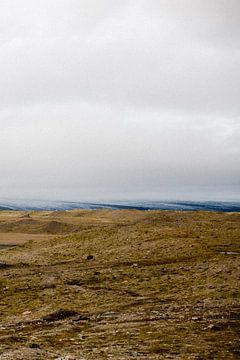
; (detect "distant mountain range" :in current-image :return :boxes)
[0,199,240,212]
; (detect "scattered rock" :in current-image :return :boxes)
[86,255,94,261]
[206,324,222,331]
[42,309,78,322]
[20,213,31,219]
[40,276,56,289]
[22,311,32,316]
[72,314,90,322]
[29,343,41,349]
[65,279,84,287]
[0,262,12,269]
[191,316,200,321]
[100,311,117,318]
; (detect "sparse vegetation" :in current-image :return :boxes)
[0,210,239,359]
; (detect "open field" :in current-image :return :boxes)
[0,209,239,359]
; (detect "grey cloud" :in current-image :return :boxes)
[0,1,239,115]
[0,1,239,200]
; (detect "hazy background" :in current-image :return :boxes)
[0,0,240,201]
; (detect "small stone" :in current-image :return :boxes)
[23,311,32,316]
[73,314,90,321]
[207,324,221,331]
[86,255,94,260]
[29,343,41,349]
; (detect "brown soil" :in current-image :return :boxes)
[0,210,239,359]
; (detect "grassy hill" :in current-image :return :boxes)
[0,210,239,359]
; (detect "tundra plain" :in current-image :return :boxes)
[0,210,239,359]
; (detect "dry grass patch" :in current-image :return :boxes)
[0,210,239,359]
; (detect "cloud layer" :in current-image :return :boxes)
[0,1,239,200]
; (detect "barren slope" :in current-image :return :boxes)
[0,210,239,359]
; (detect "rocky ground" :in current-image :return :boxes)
[0,210,239,359]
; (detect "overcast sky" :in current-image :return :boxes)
[0,0,240,201]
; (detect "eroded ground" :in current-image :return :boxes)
[0,210,239,359]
